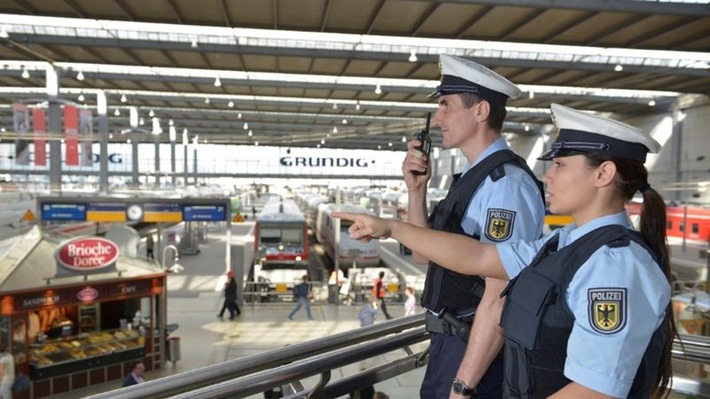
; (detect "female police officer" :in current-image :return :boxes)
[334,103,677,399]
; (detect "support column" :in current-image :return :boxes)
[192,136,198,185]
[97,91,109,194]
[182,129,188,186]
[46,66,62,195]
[154,132,160,189]
[169,126,176,187]
[131,133,139,187]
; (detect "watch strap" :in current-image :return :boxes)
[453,377,477,396]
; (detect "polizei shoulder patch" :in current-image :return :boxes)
[485,208,515,242]
[588,288,627,334]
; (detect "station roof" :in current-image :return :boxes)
[0,0,708,151]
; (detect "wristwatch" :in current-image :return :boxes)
[452,377,477,396]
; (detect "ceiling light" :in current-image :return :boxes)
[169,119,174,126]
[214,77,221,87]
[524,125,530,132]
[248,130,253,137]
[127,138,131,144]
[332,103,338,109]
[377,145,382,150]
[76,71,85,81]
[237,112,242,119]
[203,139,207,144]
[342,119,347,124]
[243,122,249,130]
[408,50,417,63]
[204,97,210,104]
[190,39,198,48]
[109,133,113,139]
[147,109,154,117]
[320,139,325,145]
[356,101,361,111]
[139,117,145,125]
[228,100,234,108]
[648,99,656,107]
[114,108,120,116]
[120,94,127,103]
[614,64,623,72]
[78,93,85,102]
[1,128,5,132]
[332,126,338,134]
[21,68,30,79]
[528,91,534,99]
[317,144,321,148]
[374,83,382,95]
[254,141,259,146]
[401,136,407,142]
[0,28,8,39]
[388,142,393,147]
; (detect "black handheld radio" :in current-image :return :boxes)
[414,112,432,175]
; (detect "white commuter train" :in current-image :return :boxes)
[314,203,381,268]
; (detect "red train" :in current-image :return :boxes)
[249,196,309,288]
[627,202,710,244]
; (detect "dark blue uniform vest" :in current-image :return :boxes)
[500,225,668,398]
[421,150,544,314]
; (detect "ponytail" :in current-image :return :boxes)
[639,186,675,399]
[586,154,676,398]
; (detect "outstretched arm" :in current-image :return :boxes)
[332,211,508,280]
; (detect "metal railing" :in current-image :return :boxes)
[85,314,426,399]
[84,313,710,399]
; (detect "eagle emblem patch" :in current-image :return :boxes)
[588,288,627,334]
[485,209,515,242]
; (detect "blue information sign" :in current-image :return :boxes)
[182,204,227,221]
[41,203,87,221]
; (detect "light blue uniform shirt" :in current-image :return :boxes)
[460,137,544,245]
[497,211,670,397]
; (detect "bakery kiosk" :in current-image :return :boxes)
[0,226,168,398]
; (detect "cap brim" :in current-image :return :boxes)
[537,148,557,161]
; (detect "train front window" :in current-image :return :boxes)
[282,229,303,244]
[260,224,303,245]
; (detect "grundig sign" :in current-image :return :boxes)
[55,237,119,272]
[279,156,370,168]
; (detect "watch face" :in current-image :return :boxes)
[453,379,475,395]
[126,205,144,221]
[453,380,465,394]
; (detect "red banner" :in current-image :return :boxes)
[64,105,79,166]
[32,108,47,166]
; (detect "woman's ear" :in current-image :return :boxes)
[595,160,617,188]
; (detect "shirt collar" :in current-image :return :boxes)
[461,137,509,175]
[558,211,632,247]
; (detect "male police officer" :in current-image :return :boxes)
[402,54,544,398]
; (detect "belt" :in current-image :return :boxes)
[425,312,472,342]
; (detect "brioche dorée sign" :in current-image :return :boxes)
[55,237,119,272]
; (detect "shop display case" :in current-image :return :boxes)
[30,329,145,380]
[78,304,100,333]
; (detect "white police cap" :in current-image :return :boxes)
[429,54,521,107]
[539,103,661,162]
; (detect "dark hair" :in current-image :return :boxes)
[459,92,507,132]
[585,153,675,399]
